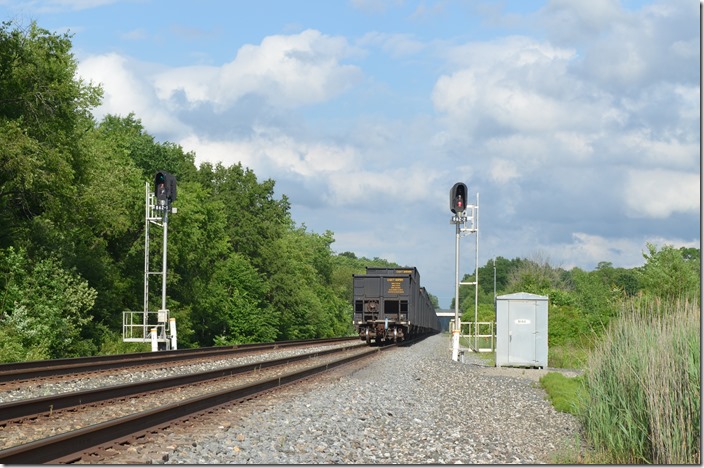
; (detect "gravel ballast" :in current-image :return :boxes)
[155,334,581,464]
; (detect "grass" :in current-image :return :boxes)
[539,372,586,415]
[548,344,589,369]
[540,296,700,464]
[580,296,700,464]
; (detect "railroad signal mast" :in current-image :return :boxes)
[449,182,479,362]
[122,172,178,351]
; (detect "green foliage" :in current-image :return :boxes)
[580,297,700,464]
[0,21,101,142]
[196,252,277,345]
[569,267,619,332]
[460,302,494,323]
[268,227,351,339]
[0,119,73,247]
[505,253,570,296]
[0,247,97,361]
[539,372,586,415]
[97,328,150,354]
[639,243,700,302]
[0,21,101,248]
[96,114,197,182]
[196,161,290,273]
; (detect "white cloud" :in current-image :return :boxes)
[624,169,699,218]
[181,128,357,179]
[670,39,698,59]
[432,36,613,136]
[152,29,363,111]
[78,29,363,126]
[182,126,444,211]
[443,35,575,69]
[77,53,190,136]
[540,0,627,44]
[430,13,698,230]
[566,0,698,90]
[328,163,443,207]
[563,232,642,268]
[553,232,700,270]
[617,129,698,170]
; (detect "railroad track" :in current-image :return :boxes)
[0,337,356,383]
[0,338,395,464]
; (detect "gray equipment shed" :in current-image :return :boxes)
[495,292,548,368]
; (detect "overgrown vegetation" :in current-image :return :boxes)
[581,297,700,464]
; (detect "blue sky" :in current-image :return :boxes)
[1,0,699,308]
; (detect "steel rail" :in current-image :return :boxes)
[0,346,391,464]
[0,342,367,424]
[0,337,357,383]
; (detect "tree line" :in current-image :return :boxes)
[455,246,700,367]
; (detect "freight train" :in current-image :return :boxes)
[353,267,440,345]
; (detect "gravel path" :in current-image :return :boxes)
[141,334,582,464]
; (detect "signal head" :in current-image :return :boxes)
[155,171,177,204]
[450,182,467,214]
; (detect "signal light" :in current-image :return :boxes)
[450,182,467,214]
[155,171,177,205]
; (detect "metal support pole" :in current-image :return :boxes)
[161,208,168,315]
[452,221,461,362]
[144,183,150,341]
[474,192,479,351]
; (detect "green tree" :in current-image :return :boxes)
[639,243,700,302]
[196,162,291,274]
[0,247,97,361]
[505,253,568,295]
[0,21,102,244]
[204,252,277,345]
[268,227,351,339]
[0,21,101,142]
[96,114,198,182]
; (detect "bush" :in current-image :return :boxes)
[0,248,98,361]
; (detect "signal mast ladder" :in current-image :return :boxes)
[122,182,177,351]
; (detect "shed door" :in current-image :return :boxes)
[508,300,536,364]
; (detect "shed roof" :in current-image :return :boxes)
[496,292,548,300]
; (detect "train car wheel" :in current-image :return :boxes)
[365,328,371,345]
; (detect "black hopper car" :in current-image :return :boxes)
[353,267,440,345]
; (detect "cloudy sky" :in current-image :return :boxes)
[1,0,699,307]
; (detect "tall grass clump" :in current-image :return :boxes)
[581,296,700,464]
